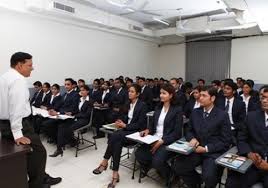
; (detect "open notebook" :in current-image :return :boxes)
[126,132,159,145]
[32,107,74,120]
[167,140,194,155]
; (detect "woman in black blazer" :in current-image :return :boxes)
[184,86,202,118]
[240,81,258,114]
[93,84,147,188]
[135,83,183,181]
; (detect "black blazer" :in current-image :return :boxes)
[41,91,52,107]
[110,88,129,109]
[183,98,197,118]
[179,84,186,93]
[74,100,92,126]
[31,90,43,108]
[47,95,63,112]
[149,105,183,145]
[238,110,268,158]
[237,95,258,113]
[101,90,112,105]
[121,100,147,132]
[174,90,187,108]
[216,97,246,130]
[139,86,153,111]
[60,90,80,114]
[186,107,232,158]
[89,89,102,103]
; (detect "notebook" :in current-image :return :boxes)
[102,123,120,131]
[167,140,194,155]
[126,132,159,145]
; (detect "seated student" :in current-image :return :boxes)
[212,80,224,100]
[49,85,92,157]
[240,81,258,114]
[236,77,244,95]
[109,78,129,122]
[138,77,153,111]
[225,86,268,188]
[197,78,205,87]
[92,84,147,188]
[184,82,194,101]
[78,79,86,89]
[126,78,133,89]
[135,83,183,181]
[30,81,43,107]
[247,79,259,99]
[72,80,80,92]
[170,78,187,108]
[152,78,161,108]
[45,84,64,111]
[93,81,113,139]
[90,78,102,103]
[40,82,52,107]
[184,86,202,118]
[178,77,186,93]
[109,78,116,93]
[42,78,80,143]
[100,77,105,86]
[173,86,232,188]
[216,81,246,142]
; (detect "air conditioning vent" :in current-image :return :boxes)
[53,2,75,13]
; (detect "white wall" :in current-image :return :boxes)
[154,44,186,79]
[230,36,268,84]
[0,9,159,86]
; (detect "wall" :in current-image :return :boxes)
[0,9,159,86]
[230,36,268,84]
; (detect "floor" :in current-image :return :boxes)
[44,132,164,188]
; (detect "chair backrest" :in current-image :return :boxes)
[88,108,94,127]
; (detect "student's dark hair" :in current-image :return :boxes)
[33,81,42,87]
[259,85,268,93]
[212,80,221,86]
[65,78,74,84]
[80,85,90,91]
[224,78,234,83]
[243,81,253,88]
[127,78,133,83]
[184,82,193,89]
[115,78,124,85]
[170,78,179,83]
[246,79,255,88]
[78,79,85,83]
[160,77,165,81]
[160,83,176,105]
[236,77,243,81]
[178,77,183,81]
[43,82,51,88]
[138,77,146,82]
[94,78,100,85]
[198,79,205,84]
[200,86,218,98]
[52,84,60,90]
[130,84,142,94]
[104,81,111,87]
[10,52,32,68]
[193,86,203,92]
[154,78,159,80]
[72,80,77,85]
[109,78,114,81]
[224,81,238,91]
[100,77,104,81]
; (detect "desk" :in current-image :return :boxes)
[0,139,31,188]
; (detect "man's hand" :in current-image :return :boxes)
[247,152,262,166]
[15,137,31,145]
[140,129,149,137]
[195,146,207,154]
[151,139,164,154]
[65,112,72,116]
[256,160,268,170]
[49,110,58,116]
[189,138,199,147]
[115,119,126,128]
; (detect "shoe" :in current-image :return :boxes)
[93,135,105,139]
[44,174,62,185]
[107,175,120,188]
[49,149,63,157]
[93,164,108,175]
[140,168,149,179]
[69,138,79,147]
[42,183,51,188]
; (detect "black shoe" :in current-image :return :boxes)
[49,149,63,157]
[140,168,149,179]
[93,135,105,139]
[44,174,62,186]
[93,164,108,175]
[42,183,51,188]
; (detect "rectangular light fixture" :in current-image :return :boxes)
[153,17,169,26]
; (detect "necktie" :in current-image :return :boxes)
[64,93,68,101]
[225,100,230,112]
[203,111,209,119]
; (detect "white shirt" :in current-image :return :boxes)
[155,107,168,138]
[117,87,122,95]
[265,112,268,127]
[128,99,138,124]
[141,86,146,94]
[226,97,235,125]
[102,89,109,104]
[240,94,251,113]
[79,96,89,111]
[50,93,60,104]
[194,101,201,109]
[42,90,51,102]
[0,69,31,140]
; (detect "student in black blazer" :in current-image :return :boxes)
[40,82,52,107]
[178,77,186,93]
[90,79,102,103]
[42,78,80,142]
[239,81,258,114]
[135,83,183,181]
[138,77,153,111]
[216,81,246,142]
[225,86,268,188]
[170,78,187,108]
[174,86,232,188]
[93,81,113,139]
[184,86,202,118]
[50,85,92,157]
[93,84,147,188]
[31,81,43,107]
[109,78,129,122]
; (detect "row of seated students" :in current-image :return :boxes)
[30,76,266,188]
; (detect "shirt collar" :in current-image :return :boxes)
[80,96,89,102]
[67,89,74,94]
[10,68,25,79]
[54,93,60,97]
[45,90,51,95]
[203,106,214,114]
[226,97,234,103]
[265,112,268,121]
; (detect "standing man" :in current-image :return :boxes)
[0,52,61,188]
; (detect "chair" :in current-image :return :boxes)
[74,109,97,157]
[251,183,264,188]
